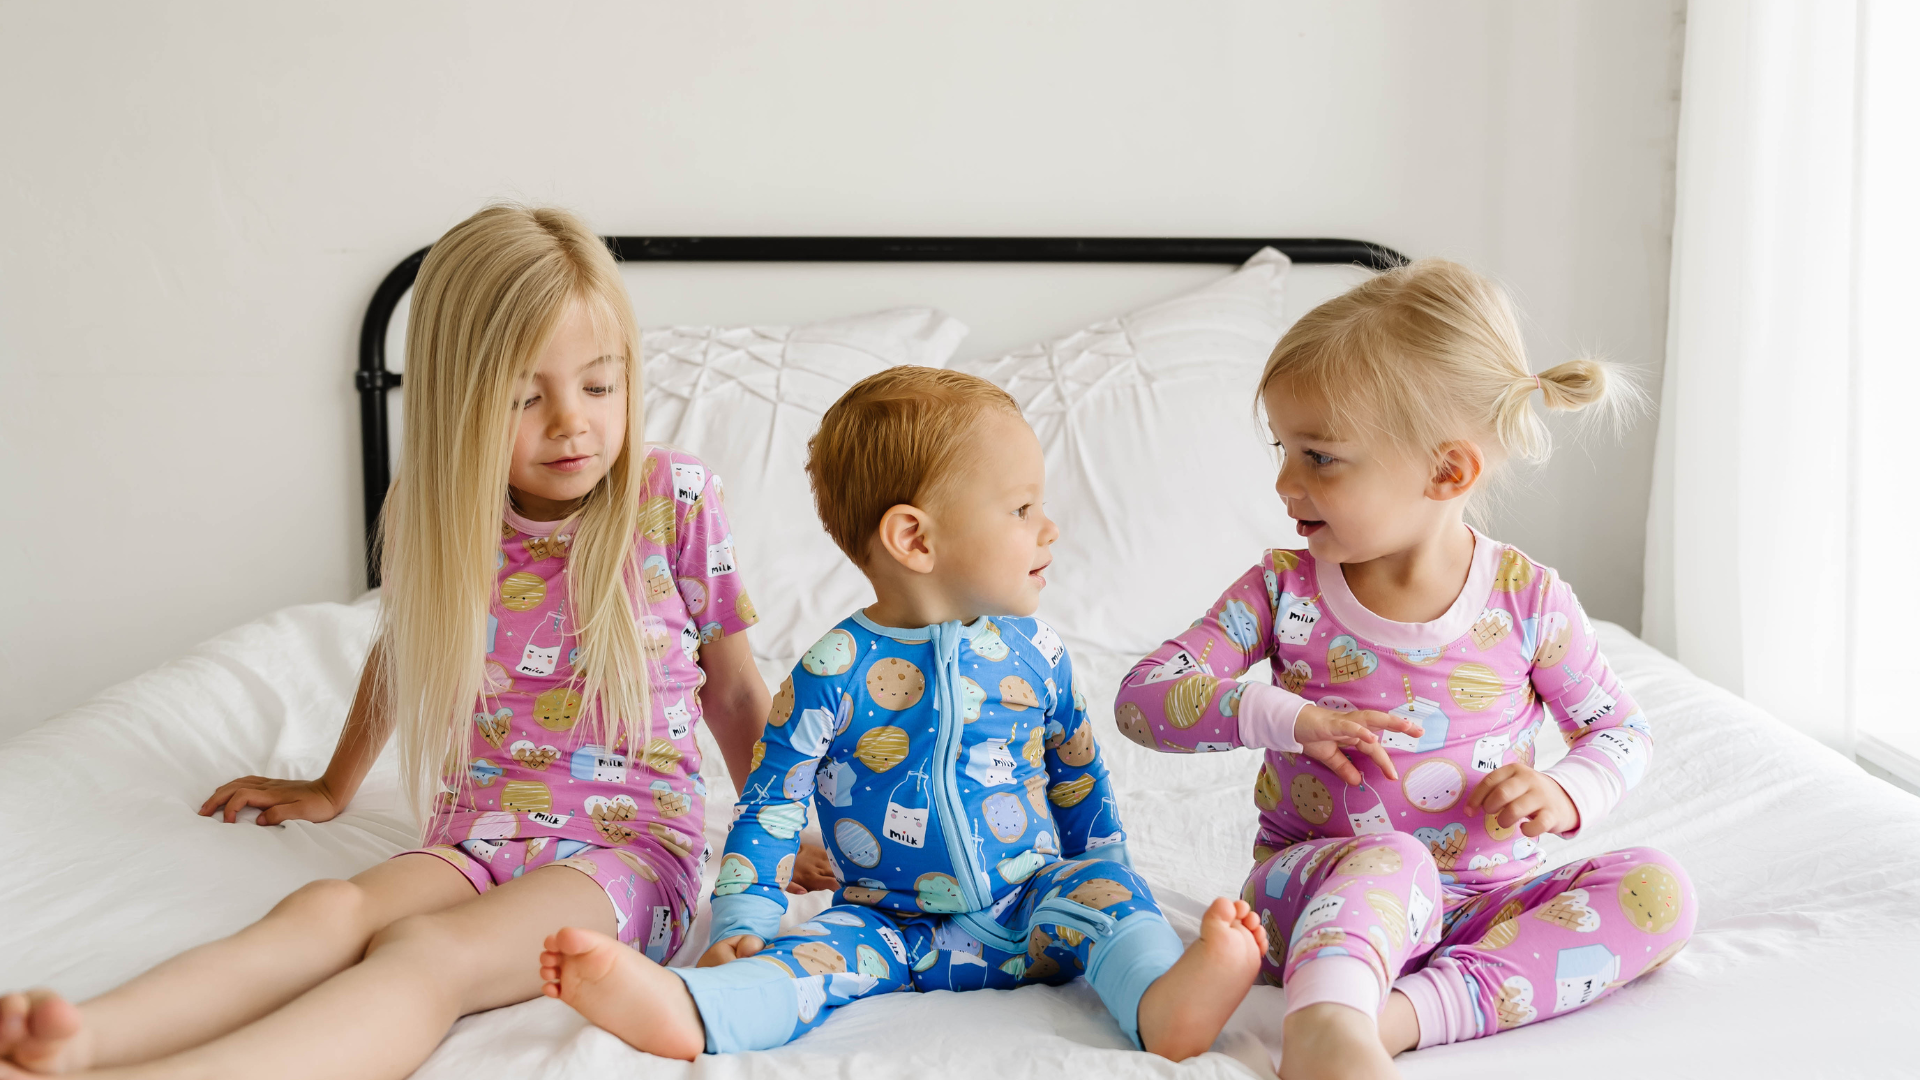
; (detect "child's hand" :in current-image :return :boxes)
[699,935,764,967]
[1293,704,1421,784]
[786,842,839,894]
[1466,763,1579,837]
[199,777,345,825]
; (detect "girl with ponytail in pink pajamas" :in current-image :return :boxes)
[1115,260,1694,1080]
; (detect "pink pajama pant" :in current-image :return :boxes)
[1247,833,1694,1047]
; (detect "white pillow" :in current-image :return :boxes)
[950,248,1302,660]
[642,308,968,667]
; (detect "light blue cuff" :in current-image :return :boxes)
[1075,839,1134,869]
[671,960,798,1053]
[1083,910,1185,1049]
[707,891,786,947]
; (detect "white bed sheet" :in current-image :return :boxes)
[3,597,1916,1078]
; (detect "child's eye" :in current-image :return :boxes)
[518,394,542,409]
[1305,449,1336,466]
[1015,504,1031,519]
[585,384,616,396]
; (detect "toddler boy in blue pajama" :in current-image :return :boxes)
[675,614,1185,1052]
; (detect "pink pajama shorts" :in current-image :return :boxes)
[402,836,693,961]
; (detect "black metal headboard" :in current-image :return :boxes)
[356,235,1406,586]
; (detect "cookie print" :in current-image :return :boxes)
[854,726,909,773]
[998,674,1038,711]
[1617,864,1683,933]
[1165,674,1219,728]
[499,571,546,611]
[868,658,926,710]
[1289,774,1333,825]
[1447,662,1503,711]
[1403,759,1465,812]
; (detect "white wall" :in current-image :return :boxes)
[0,0,1684,737]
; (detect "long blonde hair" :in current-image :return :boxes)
[1258,258,1641,474]
[378,204,651,824]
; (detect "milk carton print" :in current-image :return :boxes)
[816,758,856,807]
[1472,732,1511,773]
[571,745,628,784]
[706,534,737,577]
[1140,648,1205,684]
[1027,619,1065,666]
[664,697,693,741]
[671,461,707,503]
[1382,676,1450,752]
[1276,592,1323,646]
[1553,944,1621,1013]
[1565,684,1617,729]
[965,739,1018,788]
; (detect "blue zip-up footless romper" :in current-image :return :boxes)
[673,613,1186,1052]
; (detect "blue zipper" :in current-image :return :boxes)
[926,621,992,912]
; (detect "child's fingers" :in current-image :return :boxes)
[1305,746,1363,785]
[1357,709,1421,736]
[1351,738,1399,781]
[1465,764,1520,813]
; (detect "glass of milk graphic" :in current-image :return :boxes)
[1344,781,1394,834]
[516,611,563,677]
[1382,675,1449,752]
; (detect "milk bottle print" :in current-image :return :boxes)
[1277,592,1322,646]
[883,762,932,848]
[517,611,563,677]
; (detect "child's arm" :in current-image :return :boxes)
[694,631,770,790]
[1043,652,1129,864]
[199,640,392,825]
[1114,559,1413,782]
[1471,569,1648,838]
[702,663,842,961]
[699,632,837,895]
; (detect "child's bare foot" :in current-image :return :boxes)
[0,991,91,1075]
[1137,898,1264,1060]
[540,927,704,1061]
[1279,1003,1399,1080]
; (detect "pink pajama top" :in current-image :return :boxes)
[422,446,757,906]
[1114,530,1649,889]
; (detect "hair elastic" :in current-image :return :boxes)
[1532,373,1542,393]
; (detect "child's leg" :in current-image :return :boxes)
[548,904,912,1056]
[72,861,618,1080]
[0,853,472,1074]
[1005,858,1262,1061]
[1246,834,1442,1080]
[1391,847,1695,1049]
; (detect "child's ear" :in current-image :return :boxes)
[1428,442,1486,501]
[872,503,938,574]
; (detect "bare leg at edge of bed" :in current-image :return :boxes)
[0,853,471,1075]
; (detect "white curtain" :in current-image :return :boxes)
[1644,0,1920,760]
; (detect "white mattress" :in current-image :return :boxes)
[3,596,1916,1078]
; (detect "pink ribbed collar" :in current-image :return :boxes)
[1313,526,1499,651]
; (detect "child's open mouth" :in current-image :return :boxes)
[1296,520,1326,537]
[1028,562,1050,587]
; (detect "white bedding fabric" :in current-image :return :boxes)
[4,596,1915,1078]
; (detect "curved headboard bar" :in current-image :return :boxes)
[355,235,1407,586]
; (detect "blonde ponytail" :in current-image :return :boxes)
[1261,259,1643,476]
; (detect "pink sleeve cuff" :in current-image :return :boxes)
[1235,681,1306,752]
[1542,755,1625,839]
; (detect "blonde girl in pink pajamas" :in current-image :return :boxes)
[0,205,830,1079]
[1115,260,1695,1080]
